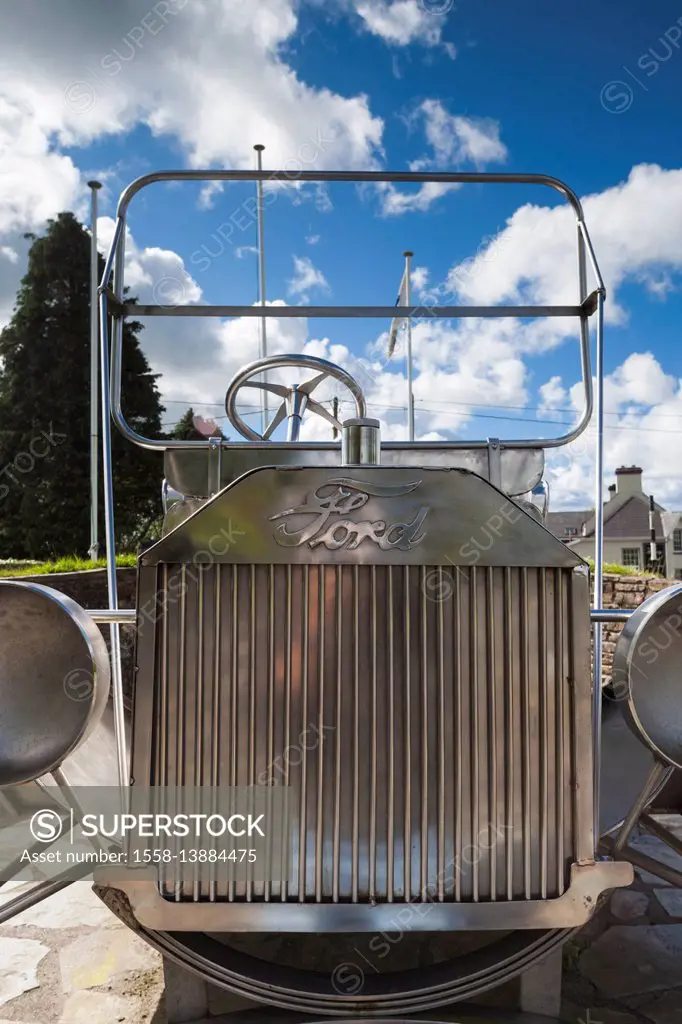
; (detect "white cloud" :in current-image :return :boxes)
[605,352,676,410]
[0,97,82,236]
[538,375,567,419]
[540,352,682,509]
[0,232,33,330]
[0,246,19,264]
[351,0,451,50]
[0,0,386,343]
[0,0,384,242]
[358,316,530,437]
[378,180,456,215]
[410,100,507,168]
[426,163,682,501]
[287,255,330,301]
[446,164,682,319]
[410,264,429,295]
[379,99,507,215]
[305,233,321,245]
[3,6,681,486]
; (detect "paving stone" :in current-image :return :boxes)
[640,989,682,1024]
[579,924,682,997]
[59,988,142,1023]
[1,882,121,930]
[59,927,160,994]
[629,834,682,886]
[609,888,650,921]
[655,888,682,917]
[0,935,50,1006]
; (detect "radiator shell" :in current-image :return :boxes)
[129,467,602,921]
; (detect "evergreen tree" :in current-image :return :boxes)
[171,407,223,441]
[0,212,165,558]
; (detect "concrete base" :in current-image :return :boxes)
[162,948,563,1023]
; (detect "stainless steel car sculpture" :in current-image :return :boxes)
[1,169,681,1018]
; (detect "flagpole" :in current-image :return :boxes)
[87,180,102,560]
[404,250,415,441]
[254,144,269,433]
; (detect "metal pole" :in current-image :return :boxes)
[332,396,339,440]
[254,145,269,434]
[404,250,415,441]
[87,181,102,561]
[649,494,657,570]
[99,223,129,794]
[612,761,667,853]
[592,287,605,846]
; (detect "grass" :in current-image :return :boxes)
[0,555,663,579]
[0,554,137,577]
[586,557,661,578]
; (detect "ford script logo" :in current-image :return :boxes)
[269,478,428,551]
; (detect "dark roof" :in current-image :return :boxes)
[546,511,587,538]
[581,494,665,540]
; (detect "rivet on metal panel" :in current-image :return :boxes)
[487,438,502,488]
[208,436,222,496]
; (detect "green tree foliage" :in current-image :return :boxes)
[170,407,224,441]
[0,212,165,558]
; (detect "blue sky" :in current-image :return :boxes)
[2,0,682,507]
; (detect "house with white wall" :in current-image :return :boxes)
[546,466,682,578]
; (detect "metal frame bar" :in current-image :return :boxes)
[83,607,630,627]
[590,608,630,624]
[640,812,682,857]
[99,169,603,453]
[88,608,136,623]
[601,777,682,888]
[120,302,590,319]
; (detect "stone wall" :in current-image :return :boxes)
[595,573,675,686]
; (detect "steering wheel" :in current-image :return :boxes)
[224,354,367,442]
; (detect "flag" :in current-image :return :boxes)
[387,265,409,358]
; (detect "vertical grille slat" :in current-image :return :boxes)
[555,567,566,895]
[436,567,445,902]
[520,567,531,900]
[351,565,360,904]
[454,569,463,902]
[387,565,395,903]
[503,567,514,901]
[298,565,310,903]
[332,566,342,903]
[281,564,293,903]
[470,568,480,902]
[369,565,378,901]
[486,567,498,902]
[208,564,221,902]
[403,566,412,902]
[148,562,584,905]
[539,567,548,900]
